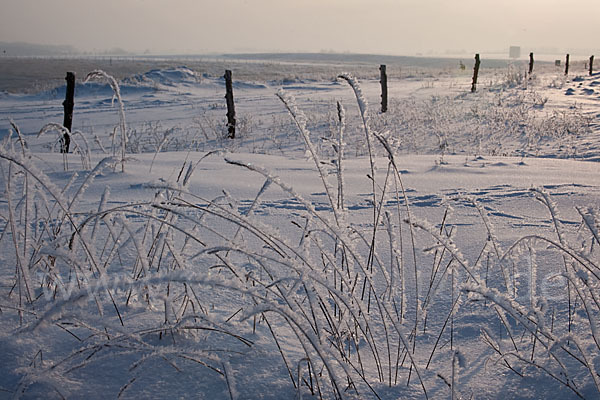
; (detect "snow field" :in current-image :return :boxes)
[0,58,599,399]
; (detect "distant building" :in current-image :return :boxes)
[509,46,521,59]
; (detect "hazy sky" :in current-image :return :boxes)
[2,0,599,55]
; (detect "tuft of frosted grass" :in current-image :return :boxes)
[69,130,92,170]
[336,101,346,212]
[337,73,377,223]
[0,148,71,221]
[225,157,430,397]
[2,161,34,306]
[337,73,423,355]
[38,122,70,139]
[148,127,176,173]
[9,119,27,155]
[531,187,566,245]
[38,123,70,170]
[384,211,403,316]
[577,206,600,248]
[459,195,512,293]
[84,70,128,172]
[276,89,342,225]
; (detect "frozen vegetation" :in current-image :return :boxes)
[0,54,599,399]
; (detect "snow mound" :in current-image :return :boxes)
[127,66,199,87]
[34,80,155,100]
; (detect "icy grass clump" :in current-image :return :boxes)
[0,75,599,400]
[84,70,128,172]
[367,86,593,160]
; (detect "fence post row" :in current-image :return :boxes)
[224,69,236,139]
[471,54,480,93]
[380,64,388,113]
[60,54,589,150]
[62,72,75,153]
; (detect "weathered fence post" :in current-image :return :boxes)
[379,64,387,113]
[62,72,75,153]
[529,52,534,76]
[471,54,480,93]
[224,69,236,139]
[590,55,595,76]
[565,54,570,76]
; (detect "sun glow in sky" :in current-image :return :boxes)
[2,0,599,55]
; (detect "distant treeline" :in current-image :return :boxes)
[0,42,132,57]
[0,42,79,56]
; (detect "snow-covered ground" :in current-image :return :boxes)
[0,56,599,399]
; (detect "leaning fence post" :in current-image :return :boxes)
[565,54,570,76]
[590,55,595,76]
[62,72,75,153]
[471,54,480,93]
[224,69,236,139]
[528,52,534,77]
[379,64,388,113]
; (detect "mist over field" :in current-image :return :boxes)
[2,0,600,55]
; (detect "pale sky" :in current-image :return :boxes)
[1,0,599,55]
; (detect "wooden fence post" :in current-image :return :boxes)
[62,72,75,153]
[224,70,236,139]
[590,55,595,76]
[529,52,534,76]
[565,54,570,76]
[379,64,387,113]
[471,54,480,93]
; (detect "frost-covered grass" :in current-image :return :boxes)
[0,59,599,399]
